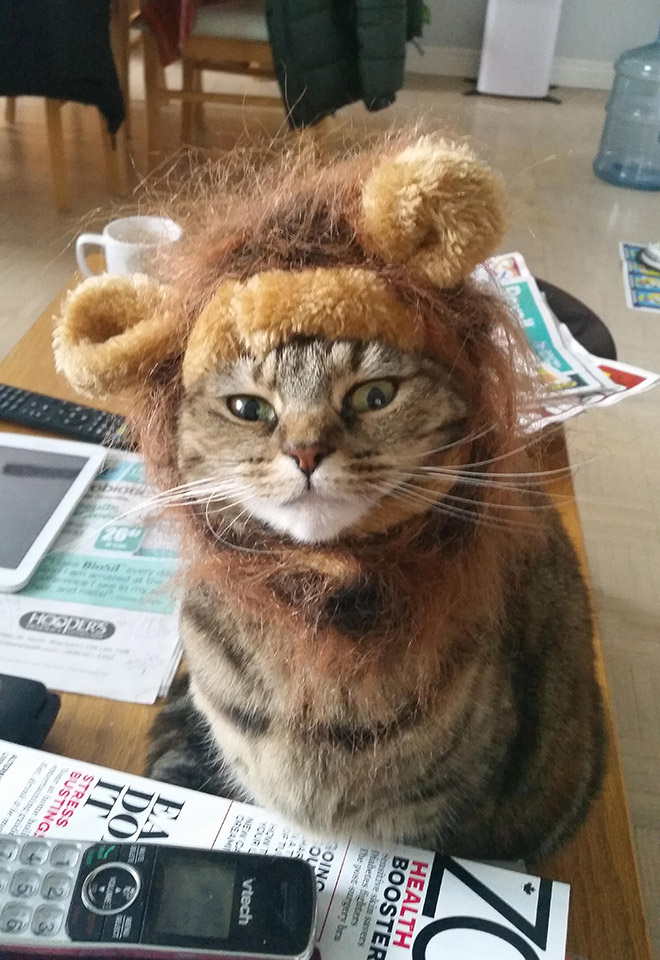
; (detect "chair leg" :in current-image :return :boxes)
[181,59,195,144]
[143,29,162,168]
[45,99,70,212]
[5,97,16,123]
[110,0,131,140]
[99,114,129,196]
[193,70,205,130]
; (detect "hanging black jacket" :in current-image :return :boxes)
[266,0,425,128]
[0,0,124,133]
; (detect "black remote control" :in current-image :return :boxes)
[0,384,134,450]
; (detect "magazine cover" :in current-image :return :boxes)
[0,740,570,959]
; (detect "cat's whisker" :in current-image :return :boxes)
[394,425,495,461]
[202,490,261,518]
[400,468,573,495]
[403,434,546,472]
[396,479,557,513]
[384,465,547,496]
[420,441,594,476]
[392,468,532,494]
[412,460,589,481]
[369,481,539,531]
[207,502,272,555]
[53,476,246,554]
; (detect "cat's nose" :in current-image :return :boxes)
[284,443,333,476]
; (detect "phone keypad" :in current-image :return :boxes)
[32,904,64,937]
[42,872,72,901]
[51,843,80,869]
[0,839,81,940]
[10,870,40,899]
[1,903,32,934]
[0,839,19,863]
[20,842,50,866]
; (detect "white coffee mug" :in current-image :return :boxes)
[75,216,182,277]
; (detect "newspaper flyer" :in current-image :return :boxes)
[0,740,570,960]
[619,242,660,312]
[488,251,660,431]
[490,255,604,396]
[557,321,660,409]
[0,452,182,704]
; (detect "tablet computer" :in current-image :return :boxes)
[0,432,106,592]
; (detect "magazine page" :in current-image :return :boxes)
[0,740,570,960]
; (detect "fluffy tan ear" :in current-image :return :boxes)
[360,136,506,287]
[53,274,186,398]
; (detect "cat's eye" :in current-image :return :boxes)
[227,395,276,423]
[346,379,397,413]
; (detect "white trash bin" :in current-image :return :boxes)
[477,0,565,98]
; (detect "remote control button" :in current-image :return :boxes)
[50,843,80,869]
[82,863,141,915]
[41,872,72,901]
[10,869,40,899]
[0,838,19,863]
[32,904,63,937]
[0,903,31,934]
[20,841,50,866]
[0,867,11,892]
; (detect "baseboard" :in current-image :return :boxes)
[406,45,480,80]
[406,44,613,91]
[551,56,613,90]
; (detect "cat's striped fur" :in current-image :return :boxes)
[147,336,605,861]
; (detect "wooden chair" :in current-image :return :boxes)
[141,0,282,165]
[3,97,128,213]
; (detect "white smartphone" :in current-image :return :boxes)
[0,432,106,593]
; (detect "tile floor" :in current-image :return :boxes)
[1,70,659,955]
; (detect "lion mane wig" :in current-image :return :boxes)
[53,134,544,690]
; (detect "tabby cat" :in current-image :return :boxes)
[55,135,606,861]
[147,324,605,860]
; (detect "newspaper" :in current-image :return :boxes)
[0,452,182,704]
[0,739,570,960]
[619,242,660,312]
[489,252,660,430]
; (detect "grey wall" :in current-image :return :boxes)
[422,0,660,62]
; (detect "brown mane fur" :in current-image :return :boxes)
[128,135,546,697]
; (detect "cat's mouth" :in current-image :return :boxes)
[248,487,375,543]
[281,487,331,506]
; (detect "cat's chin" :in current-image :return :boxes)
[248,492,371,544]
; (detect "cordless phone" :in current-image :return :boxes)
[0,835,317,959]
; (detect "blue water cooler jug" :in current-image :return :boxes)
[594,27,660,190]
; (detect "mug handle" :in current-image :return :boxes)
[75,233,106,277]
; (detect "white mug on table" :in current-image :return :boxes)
[75,216,182,277]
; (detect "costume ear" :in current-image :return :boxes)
[360,136,506,287]
[53,274,186,398]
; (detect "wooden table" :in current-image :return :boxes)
[0,281,652,960]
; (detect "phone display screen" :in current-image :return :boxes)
[152,854,236,941]
[0,446,88,568]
